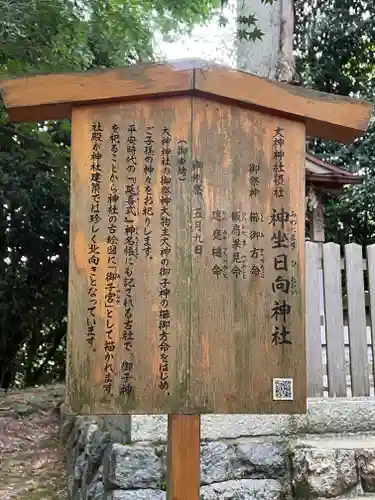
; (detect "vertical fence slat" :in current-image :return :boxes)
[345,243,369,396]
[306,241,324,397]
[366,244,375,383]
[323,242,346,397]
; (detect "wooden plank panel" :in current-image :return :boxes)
[167,415,200,500]
[65,97,192,414]
[306,241,324,397]
[65,94,307,415]
[188,96,306,414]
[366,244,375,382]
[322,242,346,396]
[195,66,373,143]
[345,243,370,396]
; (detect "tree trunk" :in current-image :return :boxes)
[0,355,17,390]
[24,324,66,386]
[236,0,296,82]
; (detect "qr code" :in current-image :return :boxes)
[273,378,293,401]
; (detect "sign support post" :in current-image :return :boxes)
[167,415,201,499]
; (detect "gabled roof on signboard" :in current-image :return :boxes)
[0,58,373,143]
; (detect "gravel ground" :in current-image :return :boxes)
[0,384,66,500]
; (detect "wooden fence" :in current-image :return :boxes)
[306,241,375,398]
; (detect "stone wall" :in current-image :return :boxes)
[61,398,375,500]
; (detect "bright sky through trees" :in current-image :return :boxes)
[155,0,237,66]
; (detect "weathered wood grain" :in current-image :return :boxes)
[322,242,346,397]
[65,94,307,415]
[66,97,192,414]
[188,96,306,414]
[0,63,194,123]
[345,243,370,396]
[167,415,200,500]
[306,241,324,397]
[194,66,372,143]
[1,60,372,144]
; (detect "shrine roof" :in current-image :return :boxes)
[306,153,364,193]
[0,58,373,143]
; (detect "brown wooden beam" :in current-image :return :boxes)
[0,62,194,123]
[0,59,372,144]
[194,67,373,143]
[167,415,201,500]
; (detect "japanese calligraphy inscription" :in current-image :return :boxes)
[189,98,305,414]
[67,97,192,414]
[66,95,305,415]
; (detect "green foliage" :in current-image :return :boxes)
[0,109,70,388]
[323,118,375,246]
[294,0,375,99]
[237,26,264,42]
[0,0,278,389]
[294,0,375,245]
[0,0,223,389]
[0,0,224,74]
[236,0,278,42]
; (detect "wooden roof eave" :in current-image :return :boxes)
[0,59,373,143]
[306,173,364,185]
[0,62,196,123]
[306,173,364,196]
[306,153,364,178]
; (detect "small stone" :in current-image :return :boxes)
[77,420,99,449]
[108,490,166,500]
[357,449,375,492]
[61,415,75,444]
[200,439,287,485]
[200,479,283,500]
[68,473,81,500]
[234,439,287,479]
[85,480,104,500]
[74,452,86,480]
[83,424,110,470]
[67,417,93,451]
[292,446,358,497]
[103,415,131,444]
[73,426,103,472]
[104,444,163,489]
[200,441,235,485]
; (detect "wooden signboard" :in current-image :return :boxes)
[67,96,306,415]
[64,97,306,413]
[0,60,372,418]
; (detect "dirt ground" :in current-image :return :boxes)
[0,384,66,500]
